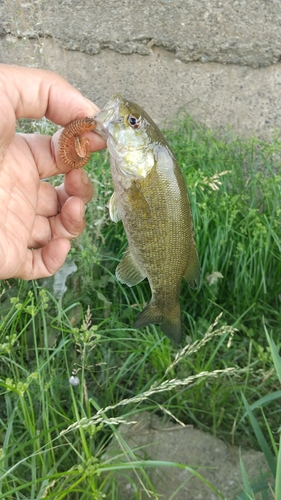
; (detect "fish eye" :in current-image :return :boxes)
[128,114,141,129]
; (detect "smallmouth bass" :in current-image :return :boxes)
[93,95,200,343]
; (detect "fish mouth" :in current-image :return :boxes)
[93,94,123,138]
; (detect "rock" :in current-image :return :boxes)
[105,412,272,499]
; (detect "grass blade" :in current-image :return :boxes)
[264,324,281,384]
[275,433,281,500]
[241,394,276,477]
[238,450,254,499]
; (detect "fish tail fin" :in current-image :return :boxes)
[133,302,182,344]
[161,313,182,344]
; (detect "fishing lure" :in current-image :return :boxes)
[59,117,96,168]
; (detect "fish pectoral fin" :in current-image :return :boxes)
[134,303,182,344]
[184,242,200,289]
[116,251,146,286]
[108,192,121,223]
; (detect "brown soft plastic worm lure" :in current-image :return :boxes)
[59,117,96,168]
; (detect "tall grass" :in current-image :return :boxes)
[166,122,281,332]
[235,325,281,499]
[76,117,281,338]
[0,285,237,499]
[71,117,281,442]
[0,116,279,498]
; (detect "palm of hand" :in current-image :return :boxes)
[0,131,90,279]
[0,64,105,280]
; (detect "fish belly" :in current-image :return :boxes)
[111,152,199,343]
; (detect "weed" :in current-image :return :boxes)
[1,115,280,497]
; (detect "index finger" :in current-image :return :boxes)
[0,64,98,125]
[0,64,106,175]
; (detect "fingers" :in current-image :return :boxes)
[56,168,94,205]
[0,64,106,175]
[36,182,59,217]
[29,216,51,248]
[0,64,99,124]
[30,170,94,251]
[36,170,94,217]
[0,91,16,150]
[50,196,86,240]
[52,128,106,174]
[18,239,72,280]
[20,128,105,178]
[36,239,72,278]
[0,64,105,281]
[29,196,86,248]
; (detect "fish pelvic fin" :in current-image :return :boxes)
[184,241,200,289]
[133,302,182,344]
[116,250,146,286]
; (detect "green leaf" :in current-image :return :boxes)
[238,450,255,499]
[275,433,281,500]
[240,390,281,421]
[241,393,276,477]
[264,324,281,384]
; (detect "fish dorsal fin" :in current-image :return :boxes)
[108,192,121,222]
[184,241,200,289]
[116,250,146,286]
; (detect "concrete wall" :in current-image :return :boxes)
[0,0,280,139]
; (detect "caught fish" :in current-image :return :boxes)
[93,95,200,343]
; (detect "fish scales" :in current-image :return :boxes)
[93,95,200,343]
[114,160,190,299]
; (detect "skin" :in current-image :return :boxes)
[0,64,105,280]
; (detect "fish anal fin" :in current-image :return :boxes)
[134,302,182,344]
[133,303,162,330]
[184,242,200,289]
[116,251,146,286]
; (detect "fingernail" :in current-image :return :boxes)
[85,98,100,116]
[81,169,90,185]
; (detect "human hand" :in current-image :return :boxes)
[0,64,105,280]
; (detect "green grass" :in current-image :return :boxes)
[235,327,281,499]
[1,117,280,498]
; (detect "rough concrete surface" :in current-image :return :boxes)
[1,0,281,67]
[1,37,281,141]
[0,0,281,139]
[0,1,279,498]
[107,412,272,500]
